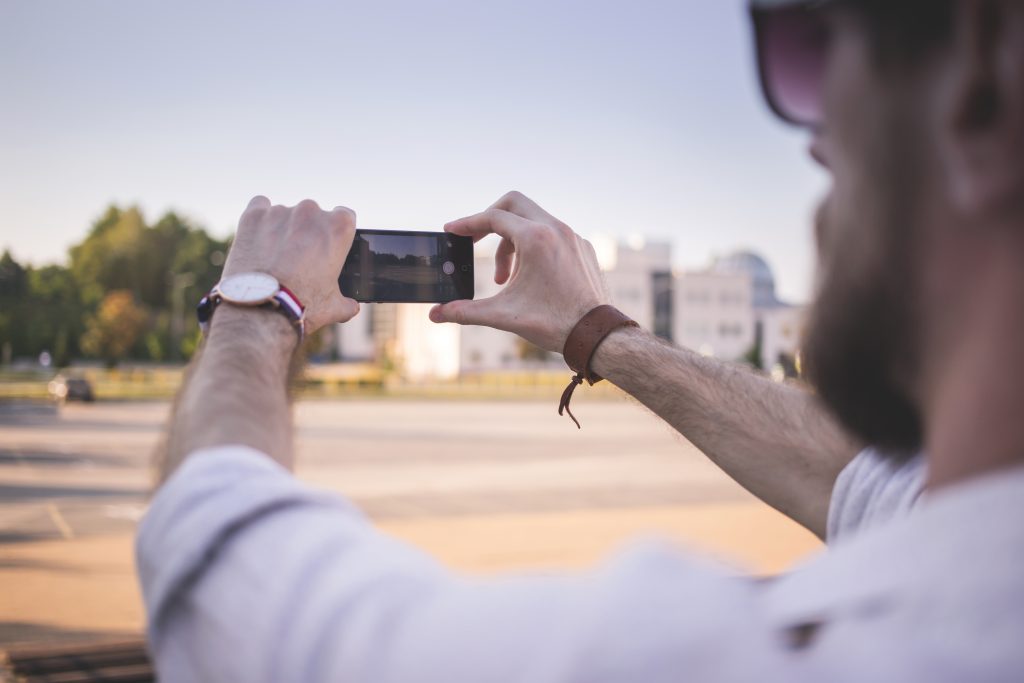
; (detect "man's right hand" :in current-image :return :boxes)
[429,191,610,353]
[223,196,360,335]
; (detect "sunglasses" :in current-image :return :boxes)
[751,0,840,128]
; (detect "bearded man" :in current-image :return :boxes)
[140,1,1024,679]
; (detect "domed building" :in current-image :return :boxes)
[710,250,780,309]
[671,248,805,374]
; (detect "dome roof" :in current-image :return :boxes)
[711,250,778,307]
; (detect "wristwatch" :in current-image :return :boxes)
[197,272,306,340]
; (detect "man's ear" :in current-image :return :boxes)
[940,0,1024,219]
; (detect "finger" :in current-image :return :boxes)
[294,198,322,218]
[490,190,557,223]
[444,208,531,243]
[429,296,504,328]
[578,235,600,269]
[247,195,271,211]
[327,206,357,249]
[320,293,361,326]
[332,205,357,222]
[494,237,515,285]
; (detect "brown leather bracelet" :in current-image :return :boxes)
[558,304,639,428]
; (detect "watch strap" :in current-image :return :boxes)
[196,284,306,340]
[276,285,304,324]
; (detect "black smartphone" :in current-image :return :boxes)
[338,229,474,304]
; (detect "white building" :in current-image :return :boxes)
[673,269,755,360]
[393,304,461,380]
[600,239,673,334]
[336,306,375,361]
[704,250,805,372]
[335,242,804,378]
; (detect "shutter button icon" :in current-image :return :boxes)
[442,261,455,275]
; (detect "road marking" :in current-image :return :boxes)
[46,503,75,540]
[103,504,146,522]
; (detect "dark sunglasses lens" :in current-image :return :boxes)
[758,8,830,126]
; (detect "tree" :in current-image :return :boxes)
[67,205,229,362]
[159,214,230,360]
[26,265,84,367]
[70,207,148,308]
[4,205,229,365]
[80,291,149,367]
[516,338,551,363]
[0,250,29,361]
[741,338,764,370]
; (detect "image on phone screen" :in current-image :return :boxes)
[338,229,475,304]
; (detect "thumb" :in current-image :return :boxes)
[429,297,501,327]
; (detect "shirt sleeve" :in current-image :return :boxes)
[826,447,927,544]
[137,446,808,683]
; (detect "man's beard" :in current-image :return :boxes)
[802,106,926,456]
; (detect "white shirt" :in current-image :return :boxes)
[136,447,1024,682]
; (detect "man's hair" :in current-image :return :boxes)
[857,0,956,68]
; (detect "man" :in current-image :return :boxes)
[139,0,1024,679]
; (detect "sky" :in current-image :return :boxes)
[0,0,828,303]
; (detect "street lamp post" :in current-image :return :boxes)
[169,272,195,362]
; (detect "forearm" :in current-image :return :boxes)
[591,326,861,539]
[158,307,299,482]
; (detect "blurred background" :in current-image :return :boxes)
[0,0,825,657]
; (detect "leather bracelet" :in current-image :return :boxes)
[558,304,639,428]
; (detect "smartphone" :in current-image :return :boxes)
[338,229,474,304]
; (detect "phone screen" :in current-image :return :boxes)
[338,230,474,303]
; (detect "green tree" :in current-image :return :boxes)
[70,207,148,308]
[160,215,229,360]
[4,205,230,365]
[516,338,551,362]
[66,205,230,362]
[741,336,764,370]
[80,290,149,367]
[25,265,84,367]
[0,250,29,362]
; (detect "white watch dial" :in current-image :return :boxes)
[217,272,280,305]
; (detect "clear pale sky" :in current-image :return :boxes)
[0,0,827,303]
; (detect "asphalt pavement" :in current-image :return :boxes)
[0,397,821,647]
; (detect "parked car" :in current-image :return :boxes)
[48,375,95,402]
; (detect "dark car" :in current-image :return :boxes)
[48,375,95,402]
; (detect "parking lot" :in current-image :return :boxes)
[0,397,820,647]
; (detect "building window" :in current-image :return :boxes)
[686,290,710,305]
[718,322,744,338]
[652,271,673,342]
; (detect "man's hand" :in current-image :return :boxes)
[223,196,360,334]
[157,196,361,480]
[429,191,609,352]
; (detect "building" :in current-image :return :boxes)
[600,239,673,337]
[705,250,805,373]
[673,268,755,360]
[335,241,804,379]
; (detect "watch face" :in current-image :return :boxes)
[218,272,279,304]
